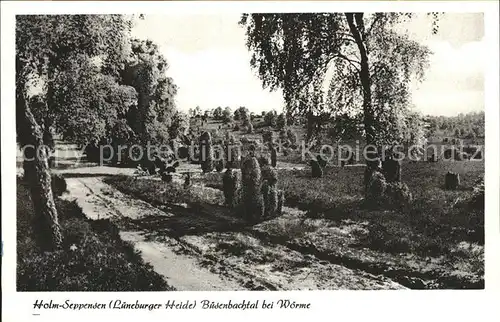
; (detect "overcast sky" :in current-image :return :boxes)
[131,13,485,117]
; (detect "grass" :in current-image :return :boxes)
[168,159,484,258]
[107,176,225,207]
[17,178,174,291]
[281,161,484,256]
[106,156,484,289]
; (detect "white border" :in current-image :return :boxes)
[2,2,499,322]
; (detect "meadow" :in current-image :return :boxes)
[105,118,484,289]
[17,115,485,290]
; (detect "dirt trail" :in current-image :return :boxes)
[60,169,244,291]
[52,144,405,290]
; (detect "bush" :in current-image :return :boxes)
[261,165,278,185]
[225,143,241,169]
[286,128,298,146]
[247,122,254,134]
[445,171,460,190]
[161,172,173,183]
[365,171,387,205]
[262,181,279,219]
[386,182,413,209]
[223,169,241,208]
[199,131,214,173]
[241,157,264,222]
[316,154,327,168]
[382,158,401,183]
[258,155,270,167]
[51,174,67,197]
[470,177,485,209]
[262,130,275,145]
[310,159,323,178]
[264,111,277,127]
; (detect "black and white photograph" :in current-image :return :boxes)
[11,8,490,293]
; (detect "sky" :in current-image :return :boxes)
[131,13,485,117]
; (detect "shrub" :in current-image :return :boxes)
[262,130,275,145]
[223,168,242,208]
[316,154,327,168]
[310,159,323,178]
[247,122,254,134]
[51,174,67,197]
[364,160,382,191]
[386,182,413,209]
[199,131,214,173]
[241,157,264,222]
[270,146,277,167]
[226,143,241,169]
[214,147,226,172]
[382,158,402,183]
[258,155,271,167]
[469,177,485,209]
[365,171,387,205]
[161,172,173,183]
[445,171,460,190]
[183,172,191,188]
[261,165,278,185]
[262,181,279,219]
[286,128,298,146]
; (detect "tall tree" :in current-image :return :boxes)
[52,54,137,147]
[240,13,439,150]
[121,38,178,146]
[16,14,135,250]
[222,107,233,124]
[213,106,223,120]
[234,106,249,124]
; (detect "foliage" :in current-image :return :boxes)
[240,13,439,147]
[234,106,249,123]
[327,113,363,142]
[121,38,178,145]
[213,106,224,120]
[16,14,137,145]
[426,111,485,140]
[52,54,137,145]
[168,111,190,140]
[264,110,278,127]
[16,14,139,250]
[276,113,286,130]
[222,107,233,124]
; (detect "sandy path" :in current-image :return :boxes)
[60,168,244,291]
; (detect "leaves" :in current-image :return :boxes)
[16,15,136,145]
[119,38,178,145]
[241,13,438,146]
[51,54,137,145]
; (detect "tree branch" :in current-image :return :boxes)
[335,53,361,72]
[366,14,382,38]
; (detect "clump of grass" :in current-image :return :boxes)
[17,179,173,291]
[256,215,321,239]
[107,176,225,207]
